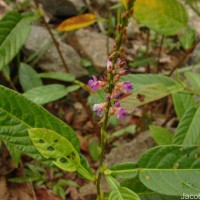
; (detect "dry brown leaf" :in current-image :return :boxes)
[56,14,96,32]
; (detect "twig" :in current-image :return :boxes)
[32,0,69,72]
[106,0,111,55]
[85,0,105,32]
[145,29,151,73]
[168,38,200,76]
[156,35,165,73]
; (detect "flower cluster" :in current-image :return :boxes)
[88,58,133,119]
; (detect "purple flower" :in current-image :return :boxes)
[93,103,106,117]
[114,102,128,118]
[122,81,133,93]
[117,107,128,119]
[88,76,101,92]
[114,93,124,99]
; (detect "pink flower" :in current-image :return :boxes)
[107,60,113,70]
[122,81,133,93]
[88,76,101,92]
[93,103,107,117]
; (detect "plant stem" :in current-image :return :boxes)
[96,1,135,199]
[32,0,69,72]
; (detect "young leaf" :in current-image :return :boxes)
[172,92,197,119]
[88,137,99,161]
[28,128,80,172]
[0,85,80,162]
[173,106,200,145]
[23,84,79,105]
[38,72,75,82]
[57,14,96,32]
[19,63,43,91]
[139,145,200,196]
[134,0,188,35]
[0,11,32,70]
[179,27,196,50]
[149,125,173,145]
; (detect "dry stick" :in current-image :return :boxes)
[106,0,111,56]
[156,35,165,73]
[168,38,200,76]
[85,0,105,32]
[32,0,69,72]
[145,29,150,73]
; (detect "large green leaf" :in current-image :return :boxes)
[108,162,138,179]
[29,128,80,172]
[19,63,43,91]
[0,85,80,161]
[172,92,197,119]
[120,74,182,110]
[139,145,200,196]
[185,72,200,92]
[23,84,80,105]
[0,12,32,70]
[121,176,181,200]
[134,0,188,35]
[173,106,200,145]
[149,125,173,145]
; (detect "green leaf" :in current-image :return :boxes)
[77,155,95,181]
[0,11,32,70]
[134,0,188,35]
[106,176,140,200]
[185,71,200,92]
[121,176,180,200]
[110,125,136,141]
[88,137,99,161]
[173,106,200,145]
[149,125,173,145]
[3,140,21,167]
[129,57,155,68]
[109,162,138,179]
[120,74,182,110]
[38,72,75,82]
[0,85,80,161]
[172,92,197,119]
[28,128,80,172]
[179,27,196,50]
[19,63,43,91]
[23,84,79,105]
[139,145,200,196]
[110,187,140,200]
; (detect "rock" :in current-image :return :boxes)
[39,0,85,18]
[24,26,88,78]
[187,4,200,37]
[106,131,155,166]
[127,18,140,39]
[66,29,115,72]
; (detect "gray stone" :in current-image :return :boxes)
[66,29,115,72]
[25,26,88,78]
[106,131,155,166]
[39,0,85,17]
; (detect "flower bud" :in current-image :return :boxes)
[114,74,120,82]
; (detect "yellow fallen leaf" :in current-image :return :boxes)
[56,14,96,32]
